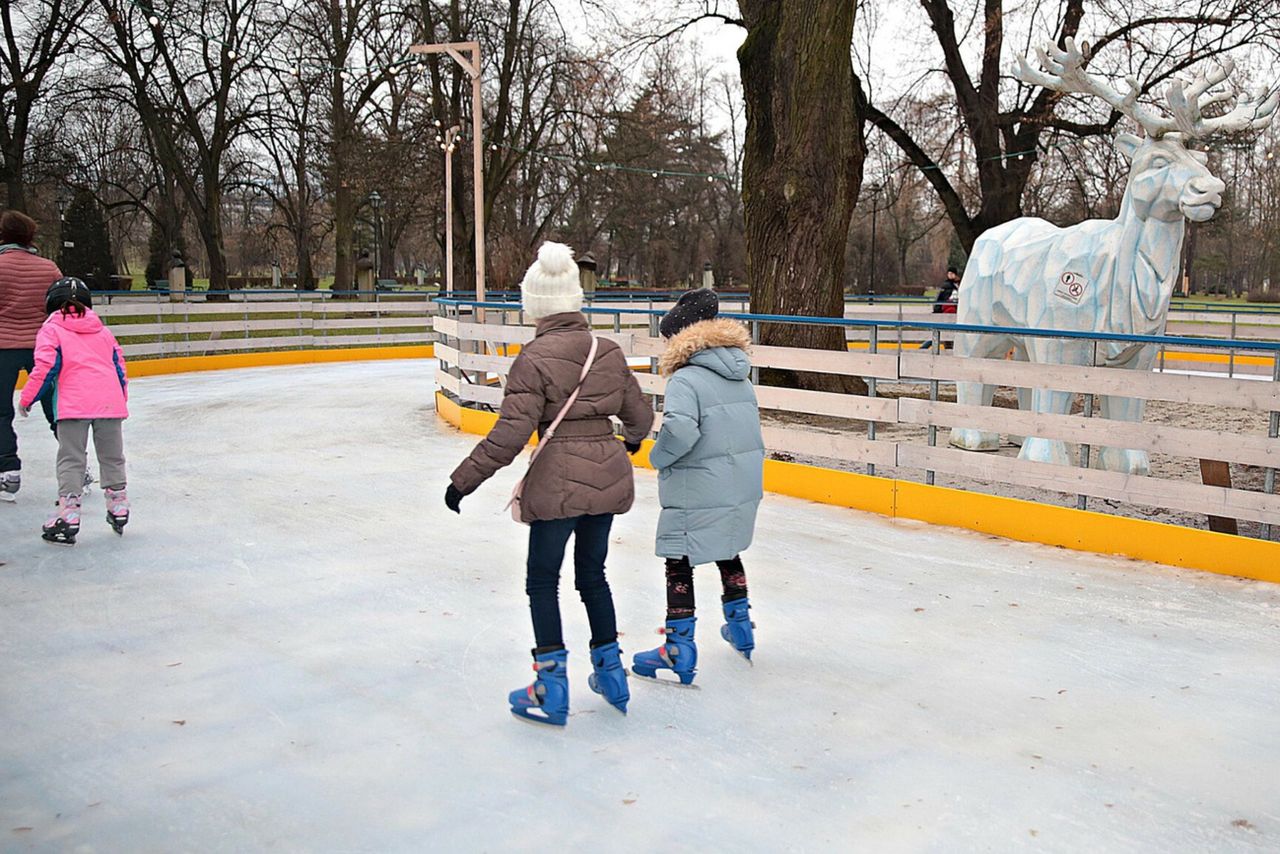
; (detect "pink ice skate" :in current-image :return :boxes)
[42,494,82,546]
[105,487,129,535]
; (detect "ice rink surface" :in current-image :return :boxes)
[2,359,1278,853]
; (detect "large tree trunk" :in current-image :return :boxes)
[4,170,24,213]
[737,0,867,394]
[198,184,231,301]
[332,181,354,297]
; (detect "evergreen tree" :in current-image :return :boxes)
[59,189,115,290]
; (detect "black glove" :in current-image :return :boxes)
[444,483,463,514]
[624,439,643,455]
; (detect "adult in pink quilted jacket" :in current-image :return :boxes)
[19,278,131,544]
[0,210,60,500]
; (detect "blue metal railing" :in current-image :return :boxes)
[433,298,1280,355]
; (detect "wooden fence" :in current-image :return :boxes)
[97,295,438,359]
[433,305,1280,538]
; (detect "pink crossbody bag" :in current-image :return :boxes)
[506,336,600,524]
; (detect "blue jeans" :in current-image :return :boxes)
[1,348,57,472]
[526,514,617,649]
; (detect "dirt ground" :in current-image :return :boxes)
[761,381,1278,542]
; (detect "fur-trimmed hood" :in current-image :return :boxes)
[659,317,752,378]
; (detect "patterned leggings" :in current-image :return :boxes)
[665,556,748,619]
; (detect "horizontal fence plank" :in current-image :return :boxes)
[316,333,429,347]
[120,341,167,358]
[437,368,504,406]
[631,336,664,358]
[434,342,515,374]
[433,316,534,344]
[314,316,432,330]
[755,385,898,422]
[761,425,896,468]
[897,444,1280,526]
[901,352,1280,411]
[898,398,1280,469]
[751,344,900,380]
[112,319,314,337]
[636,373,665,394]
[186,335,315,353]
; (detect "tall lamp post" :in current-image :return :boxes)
[866,183,882,305]
[439,125,462,296]
[368,190,383,282]
[409,41,487,306]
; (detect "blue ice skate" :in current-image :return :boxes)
[587,641,630,714]
[720,597,755,662]
[509,648,569,726]
[630,617,697,686]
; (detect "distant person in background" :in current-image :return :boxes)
[0,210,61,502]
[920,265,962,349]
[934,266,961,314]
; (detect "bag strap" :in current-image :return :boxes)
[528,334,599,463]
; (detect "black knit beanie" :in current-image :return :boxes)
[659,288,719,339]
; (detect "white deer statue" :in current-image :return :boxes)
[948,38,1278,474]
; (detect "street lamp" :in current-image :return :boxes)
[866,183,882,304]
[438,125,462,296]
[368,190,383,281]
[56,190,69,221]
[410,41,487,306]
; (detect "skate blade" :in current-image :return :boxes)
[42,536,75,547]
[627,669,699,689]
[587,675,630,714]
[731,649,755,666]
[0,493,15,504]
[510,708,567,727]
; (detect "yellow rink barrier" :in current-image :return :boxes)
[436,391,1280,585]
[14,345,434,389]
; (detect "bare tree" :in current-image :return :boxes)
[738,0,868,392]
[862,0,1278,253]
[0,0,92,210]
[91,0,285,294]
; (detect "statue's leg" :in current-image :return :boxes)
[1009,340,1032,447]
[1094,354,1154,475]
[949,332,1008,452]
[1018,340,1084,466]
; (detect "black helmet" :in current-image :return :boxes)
[45,277,93,315]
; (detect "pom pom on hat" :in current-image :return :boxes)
[521,241,583,319]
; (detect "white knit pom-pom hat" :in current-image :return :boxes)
[520,241,583,319]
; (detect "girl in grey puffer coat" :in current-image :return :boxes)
[631,289,765,686]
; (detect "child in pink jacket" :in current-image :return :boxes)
[18,277,130,545]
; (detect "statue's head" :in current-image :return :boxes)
[1116,133,1224,223]
[1015,39,1277,225]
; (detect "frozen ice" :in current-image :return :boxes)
[2,360,1278,851]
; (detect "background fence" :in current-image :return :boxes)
[433,299,1280,542]
[95,291,439,359]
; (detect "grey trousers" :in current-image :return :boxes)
[56,419,127,496]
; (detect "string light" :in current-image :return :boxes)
[147,15,159,26]
[484,140,733,182]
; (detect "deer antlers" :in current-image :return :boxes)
[1014,36,1280,140]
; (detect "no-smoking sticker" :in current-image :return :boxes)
[1055,271,1088,305]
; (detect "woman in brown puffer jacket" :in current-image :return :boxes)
[445,241,653,726]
